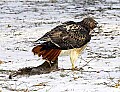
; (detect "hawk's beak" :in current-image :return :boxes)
[90,21,98,34]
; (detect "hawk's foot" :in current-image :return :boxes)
[72,66,84,71]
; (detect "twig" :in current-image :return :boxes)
[81,57,96,68]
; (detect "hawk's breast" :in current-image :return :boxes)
[59,44,87,57]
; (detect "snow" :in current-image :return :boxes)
[0,0,120,92]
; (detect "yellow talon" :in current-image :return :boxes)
[72,63,75,70]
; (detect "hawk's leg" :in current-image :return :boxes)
[70,49,79,70]
[70,46,87,70]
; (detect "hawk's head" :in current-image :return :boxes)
[81,17,98,32]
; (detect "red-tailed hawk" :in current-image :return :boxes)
[32,17,98,69]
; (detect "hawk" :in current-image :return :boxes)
[32,17,98,69]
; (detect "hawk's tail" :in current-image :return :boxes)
[32,45,61,61]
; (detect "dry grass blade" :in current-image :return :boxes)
[33,82,48,86]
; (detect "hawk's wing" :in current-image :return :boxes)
[35,21,91,50]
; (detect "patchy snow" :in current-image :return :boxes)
[0,0,120,92]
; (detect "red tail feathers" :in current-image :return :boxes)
[32,45,61,61]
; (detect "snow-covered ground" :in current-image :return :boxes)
[0,0,120,92]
